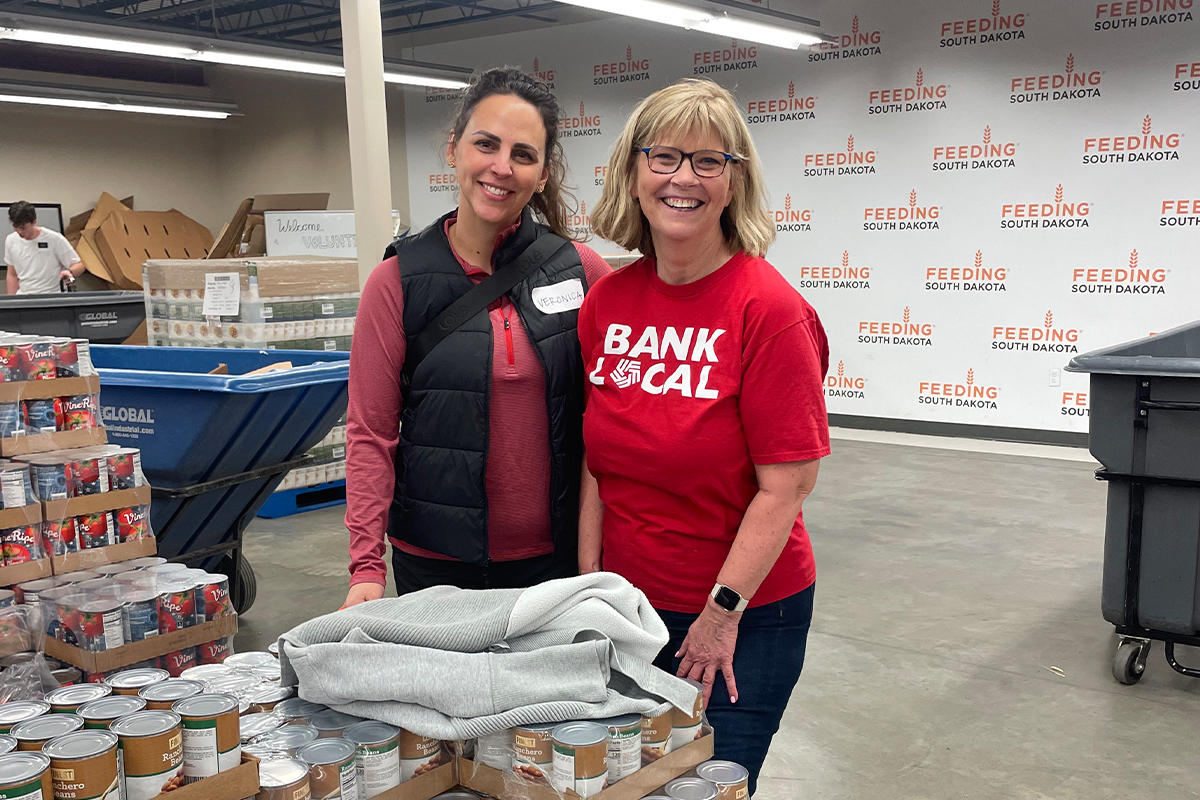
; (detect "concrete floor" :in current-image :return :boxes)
[235,436,1200,799]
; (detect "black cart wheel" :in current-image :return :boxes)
[234,554,257,614]
[1113,640,1147,685]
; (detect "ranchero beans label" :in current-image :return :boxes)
[179,711,239,782]
[671,691,704,749]
[512,726,554,783]
[49,756,119,799]
[352,739,398,796]
[398,731,443,781]
[118,727,183,800]
[641,711,674,765]
[0,774,50,800]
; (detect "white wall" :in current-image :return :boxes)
[403,3,1200,435]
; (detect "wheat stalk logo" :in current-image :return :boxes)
[837,361,845,377]
[842,250,850,267]
[916,68,924,86]
[909,189,917,207]
[903,307,911,324]
[784,194,792,211]
[983,126,992,144]
[1045,311,1054,328]
[788,81,796,98]
[847,134,855,152]
[1065,53,1075,73]
[975,250,983,269]
[992,0,1000,15]
[1055,184,1064,203]
[579,201,587,217]
[533,57,539,73]
[731,39,738,47]
[1142,115,1152,135]
[967,368,975,385]
[579,101,585,117]
[626,45,632,60]
[852,15,859,34]
[1129,249,1138,269]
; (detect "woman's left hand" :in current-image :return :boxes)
[676,599,741,705]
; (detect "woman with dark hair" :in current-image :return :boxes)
[343,67,610,605]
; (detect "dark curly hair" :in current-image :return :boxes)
[7,201,35,227]
[448,67,577,240]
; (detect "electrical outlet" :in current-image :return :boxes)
[1049,368,1062,387]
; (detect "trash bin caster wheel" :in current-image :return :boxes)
[232,554,257,615]
[1113,639,1149,685]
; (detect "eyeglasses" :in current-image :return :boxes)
[638,146,738,178]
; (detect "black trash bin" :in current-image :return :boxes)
[0,291,145,343]
[1067,321,1200,685]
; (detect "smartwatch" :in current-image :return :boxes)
[710,583,749,613]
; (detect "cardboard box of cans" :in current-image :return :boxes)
[0,335,106,457]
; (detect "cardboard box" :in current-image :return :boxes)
[370,762,457,800]
[44,484,153,574]
[45,612,238,674]
[94,210,214,289]
[456,733,715,800]
[0,502,46,586]
[77,193,133,286]
[209,193,329,260]
[149,749,258,800]
[0,375,100,405]
[1,427,107,458]
[143,257,359,298]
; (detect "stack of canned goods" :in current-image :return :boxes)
[0,335,95,383]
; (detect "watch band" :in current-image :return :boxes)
[710,583,749,613]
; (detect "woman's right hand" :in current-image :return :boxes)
[342,582,385,609]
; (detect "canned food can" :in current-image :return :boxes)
[106,668,169,697]
[77,696,146,731]
[309,711,365,741]
[56,571,100,585]
[298,737,359,800]
[663,776,720,800]
[68,456,108,496]
[0,751,52,799]
[225,651,275,671]
[257,757,311,800]
[0,342,21,382]
[110,710,186,800]
[0,404,20,439]
[46,684,111,715]
[199,573,232,620]
[343,721,400,799]
[106,449,143,491]
[39,519,77,557]
[0,465,33,509]
[203,676,259,701]
[28,460,70,502]
[551,722,609,798]
[179,664,233,685]
[160,648,198,678]
[267,641,279,657]
[474,729,512,772]
[0,701,50,735]
[512,721,557,784]
[55,396,97,431]
[123,556,166,570]
[114,506,151,544]
[197,637,234,665]
[694,760,750,800]
[139,680,204,711]
[78,600,125,652]
[52,339,80,378]
[16,341,56,382]
[671,679,704,749]
[19,400,55,434]
[55,593,88,647]
[0,735,16,756]
[51,668,82,687]
[246,686,293,715]
[14,576,61,608]
[122,591,161,644]
[274,699,327,728]
[641,709,674,765]
[261,725,319,759]
[593,714,642,783]
[239,712,283,745]
[0,591,13,610]
[0,526,42,565]
[43,730,120,800]
[158,581,198,633]
[9,713,84,751]
[248,662,281,684]
[400,730,445,781]
[74,512,114,549]
[173,693,241,783]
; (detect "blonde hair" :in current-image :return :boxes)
[591,78,774,258]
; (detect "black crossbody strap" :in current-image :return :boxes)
[407,232,570,371]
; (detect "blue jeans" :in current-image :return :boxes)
[653,585,814,797]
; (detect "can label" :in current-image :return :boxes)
[640,712,673,766]
[0,403,20,438]
[202,578,232,620]
[107,452,141,491]
[513,728,553,783]
[309,758,358,800]
[22,400,56,433]
[70,458,109,496]
[552,742,608,798]
[161,648,198,677]
[49,749,120,800]
[76,513,114,549]
[399,732,444,781]
[32,464,70,501]
[81,607,125,652]
[115,506,150,543]
[18,342,56,381]
[53,340,80,378]
[122,598,160,643]
[0,773,47,799]
[0,471,29,508]
[180,715,240,783]
[605,722,642,782]
[199,638,232,665]
[42,519,78,556]
[56,395,97,431]
[671,694,704,750]
[1,525,43,564]
[159,591,197,633]
[119,726,185,800]
[353,739,400,797]
[0,343,21,382]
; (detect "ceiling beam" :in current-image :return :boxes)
[316,0,560,44]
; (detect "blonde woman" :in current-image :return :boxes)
[578,79,830,792]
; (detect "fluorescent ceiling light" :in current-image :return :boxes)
[554,0,823,49]
[0,19,469,88]
[0,93,231,118]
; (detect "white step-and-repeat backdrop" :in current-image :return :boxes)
[404,0,1200,435]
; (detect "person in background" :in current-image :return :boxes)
[342,67,610,606]
[579,78,830,794]
[5,201,83,295]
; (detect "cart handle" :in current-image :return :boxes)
[150,455,315,499]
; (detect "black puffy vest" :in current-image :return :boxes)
[386,207,586,565]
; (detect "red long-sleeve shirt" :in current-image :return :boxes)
[346,217,611,587]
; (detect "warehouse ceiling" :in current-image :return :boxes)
[0,0,602,50]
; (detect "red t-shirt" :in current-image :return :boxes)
[579,252,831,613]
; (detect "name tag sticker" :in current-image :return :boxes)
[37,242,48,249]
[531,279,585,314]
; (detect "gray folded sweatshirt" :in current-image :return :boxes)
[278,573,700,740]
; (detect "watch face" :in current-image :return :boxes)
[715,586,741,611]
